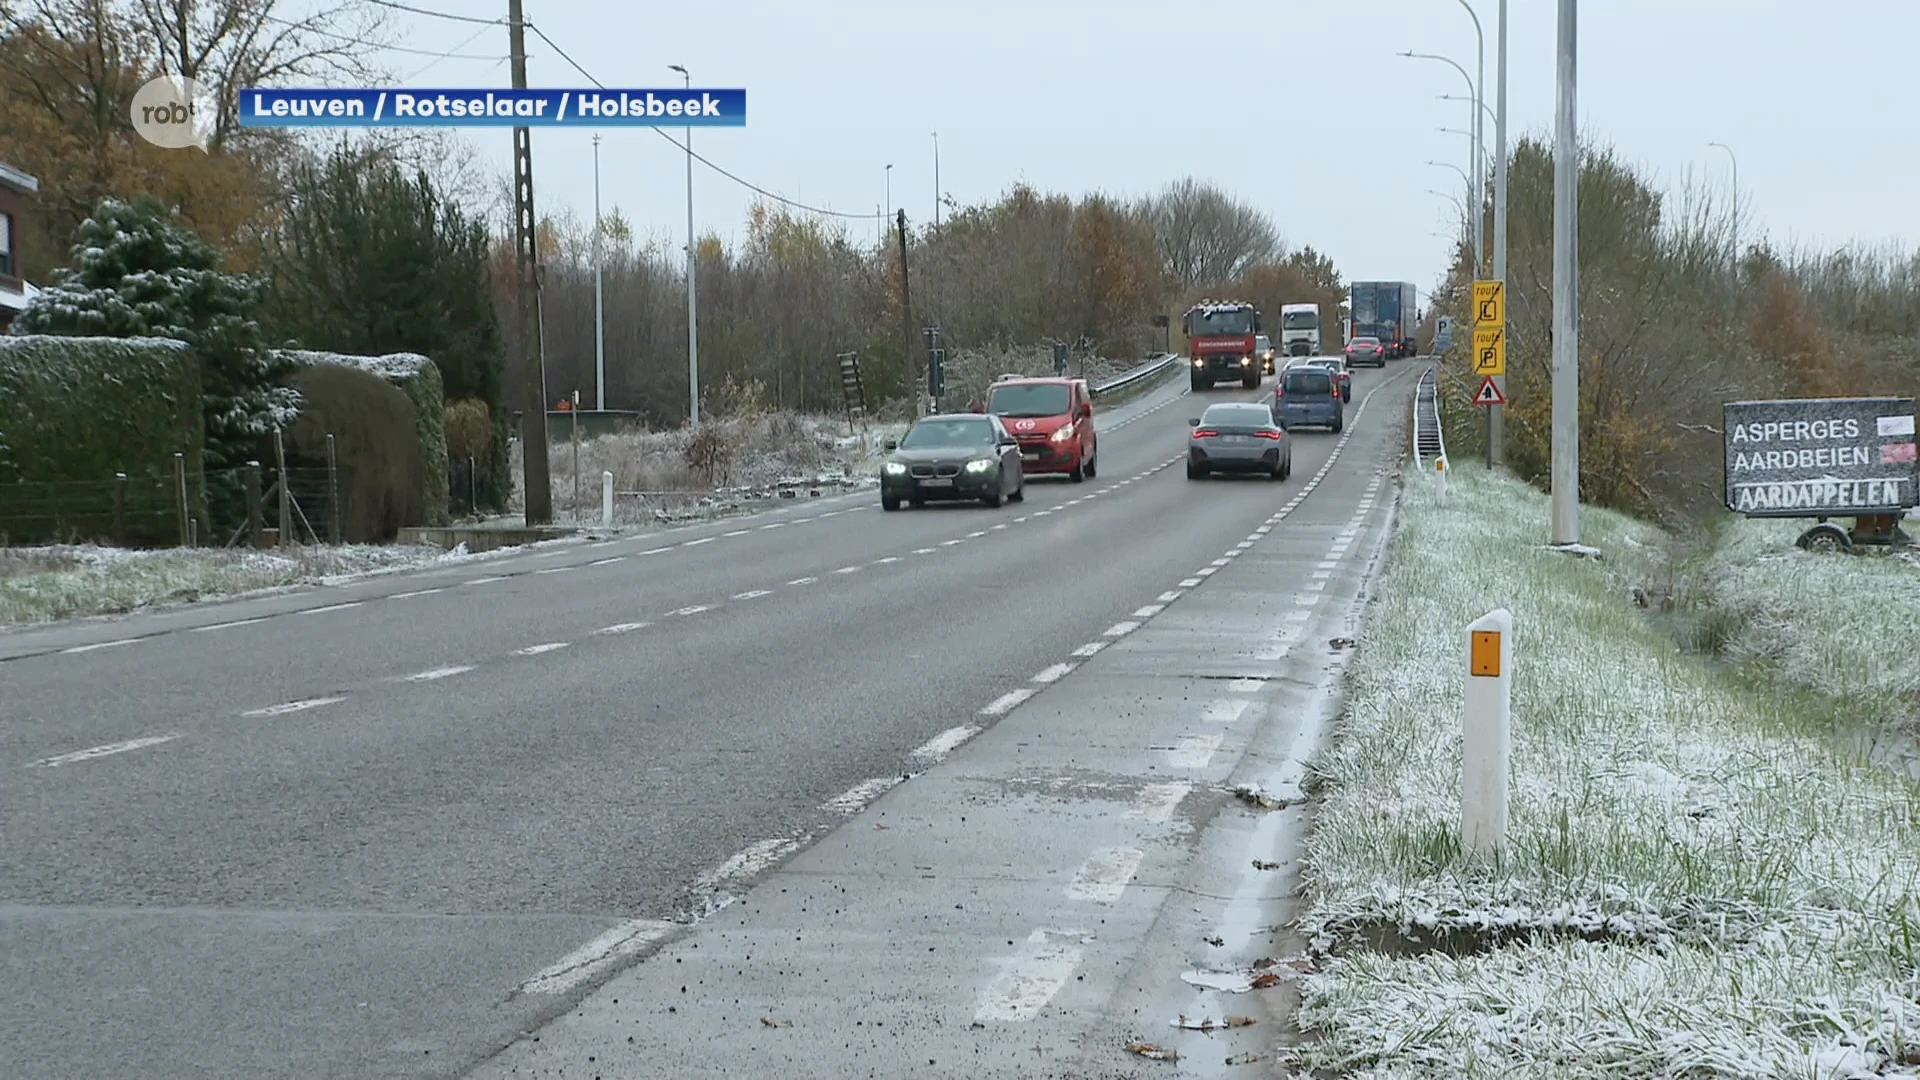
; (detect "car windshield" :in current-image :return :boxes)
[1281,311,1318,329]
[1189,308,1254,335]
[1255,336,1271,350]
[1308,359,1342,371]
[899,418,997,450]
[1200,405,1272,428]
[987,383,1070,418]
[1284,370,1333,395]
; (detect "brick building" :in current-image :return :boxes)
[0,161,41,331]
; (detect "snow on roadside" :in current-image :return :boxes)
[1295,463,1920,1078]
[0,542,478,626]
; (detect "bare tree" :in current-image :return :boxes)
[1140,177,1285,288]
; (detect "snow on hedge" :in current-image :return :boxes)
[280,349,434,380]
[1296,462,1920,1078]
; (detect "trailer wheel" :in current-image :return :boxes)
[1795,523,1853,554]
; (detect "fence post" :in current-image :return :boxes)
[468,457,478,515]
[325,433,342,545]
[1462,608,1514,856]
[245,461,264,548]
[571,407,581,521]
[189,517,198,547]
[112,472,127,546]
[602,470,614,526]
[173,452,188,547]
[273,427,291,548]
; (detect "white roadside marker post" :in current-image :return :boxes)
[1435,455,1450,502]
[602,471,615,527]
[1462,608,1513,855]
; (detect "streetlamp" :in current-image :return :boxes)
[1438,93,1495,132]
[1438,126,1489,176]
[885,162,893,244]
[1549,0,1579,546]
[931,131,941,230]
[591,133,605,412]
[1454,0,1486,276]
[669,62,698,426]
[1708,140,1738,271]
[1402,50,1482,275]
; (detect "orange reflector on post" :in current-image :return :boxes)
[1470,630,1501,677]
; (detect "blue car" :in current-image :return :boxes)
[1272,364,1344,433]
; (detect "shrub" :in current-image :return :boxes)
[280,363,427,542]
[280,350,449,525]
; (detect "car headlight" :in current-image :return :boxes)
[1050,424,1073,443]
[964,458,995,473]
[1239,356,1251,366]
[883,462,907,475]
[1193,358,1205,368]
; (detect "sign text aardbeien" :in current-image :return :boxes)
[1722,396,1918,516]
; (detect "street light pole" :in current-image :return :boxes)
[1403,51,1481,275]
[1550,0,1579,545]
[1708,140,1738,272]
[669,63,698,426]
[1455,0,1485,277]
[591,133,605,412]
[1491,0,1509,465]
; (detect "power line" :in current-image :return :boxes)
[523,22,872,221]
[257,10,504,60]
[401,22,507,79]
[363,0,504,27]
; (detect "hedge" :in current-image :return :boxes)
[281,350,449,525]
[0,335,206,545]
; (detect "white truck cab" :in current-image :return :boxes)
[1279,303,1321,357]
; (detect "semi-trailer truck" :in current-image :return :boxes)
[1347,281,1419,358]
[1278,303,1321,357]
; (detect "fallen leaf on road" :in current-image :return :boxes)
[1249,971,1282,989]
[1231,784,1285,810]
[1252,859,1280,871]
[1330,636,1357,650]
[1125,1042,1179,1061]
[1225,1051,1262,1065]
[760,1017,792,1028]
[1250,956,1278,969]
[1204,935,1225,947]
[1172,1014,1217,1032]
[1224,1015,1255,1027]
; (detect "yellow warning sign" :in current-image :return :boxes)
[1471,325,1505,377]
[1472,279,1504,326]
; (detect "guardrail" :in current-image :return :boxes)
[1090,352,1182,398]
[1412,364,1445,469]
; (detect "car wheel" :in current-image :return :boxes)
[1332,415,1345,433]
[1242,372,1260,389]
[1068,457,1086,482]
[1186,462,1206,480]
[882,494,901,511]
[1269,462,1285,481]
[981,485,1003,508]
[1282,455,1292,480]
[1009,477,1025,502]
[1083,451,1096,479]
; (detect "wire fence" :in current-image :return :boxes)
[2,459,350,549]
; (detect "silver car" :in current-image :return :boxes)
[1186,402,1292,481]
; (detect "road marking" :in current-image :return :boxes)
[405,665,474,682]
[732,589,772,600]
[666,604,712,616]
[534,566,573,575]
[1160,733,1224,768]
[388,588,445,600]
[590,556,626,566]
[940,539,963,547]
[517,919,678,996]
[28,734,179,768]
[968,530,988,538]
[1227,678,1268,694]
[911,724,980,763]
[976,930,1085,1023]
[991,523,1009,530]
[1130,782,1191,822]
[981,687,1038,716]
[513,642,570,656]
[833,565,862,574]
[1066,846,1146,904]
[1306,580,1327,592]
[1071,641,1107,658]
[1286,610,1313,622]
[821,510,842,518]
[912,548,936,555]
[1210,557,1232,567]
[463,576,504,586]
[1103,620,1141,637]
[1178,577,1202,588]
[1031,662,1076,684]
[592,621,651,635]
[1132,603,1165,619]
[1012,516,1029,524]
[1317,560,1339,570]
[821,775,904,815]
[1194,567,1218,578]
[724,529,750,537]
[1311,570,1332,579]
[760,522,786,530]
[682,537,715,547]
[696,837,804,892]
[1201,699,1251,725]
[789,576,818,585]
[60,638,137,654]
[1157,590,1183,603]
[240,697,344,717]
[192,618,265,633]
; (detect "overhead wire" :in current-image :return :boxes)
[362,0,505,27]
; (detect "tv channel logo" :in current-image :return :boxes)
[131,76,218,151]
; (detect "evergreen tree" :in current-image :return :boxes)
[11,196,299,528]
[264,145,511,508]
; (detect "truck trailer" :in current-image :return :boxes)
[1347,281,1419,359]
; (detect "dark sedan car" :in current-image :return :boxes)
[1187,402,1292,481]
[1304,357,1352,402]
[880,413,1027,510]
[1344,336,1386,368]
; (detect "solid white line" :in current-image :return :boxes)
[1156,590,1182,603]
[666,605,712,616]
[1132,604,1165,619]
[387,588,445,600]
[980,687,1037,715]
[192,618,265,633]
[28,734,179,768]
[1071,641,1107,658]
[589,540,616,548]
[682,537,715,547]
[732,589,772,600]
[976,931,1084,1023]
[241,697,344,718]
[592,621,650,635]
[821,775,904,815]
[911,724,980,763]
[1066,847,1146,904]
[695,837,803,892]
[1129,782,1191,822]
[517,919,678,996]
[463,576,505,586]
[405,665,474,682]
[1103,620,1140,637]
[1162,733,1224,768]
[60,639,137,654]
[513,642,570,656]
[1031,662,1076,684]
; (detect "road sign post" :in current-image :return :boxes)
[1472,279,1506,468]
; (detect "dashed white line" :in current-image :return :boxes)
[732,589,772,600]
[1066,846,1146,904]
[1103,620,1141,637]
[967,530,988,538]
[241,697,345,717]
[940,539,964,547]
[821,775,904,815]
[1131,604,1165,619]
[1129,781,1191,822]
[1194,567,1218,578]
[682,537,716,547]
[724,529,750,537]
[513,642,570,656]
[1200,699,1251,725]
[405,665,475,682]
[517,920,677,996]
[192,618,265,633]
[833,565,862,574]
[1178,577,1202,589]
[60,638,138,654]
[1226,678,1269,694]
[666,604,712,616]
[912,724,981,763]
[590,556,626,566]
[534,566,573,575]
[976,930,1084,1023]
[463,576,505,586]
[1071,641,1108,658]
[980,687,1038,716]
[760,522,786,530]
[592,621,651,635]
[912,548,936,555]
[27,734,179,768]
[1160,733,1224,769]
[789,576,818,585]
[639,547,671,556]
[1157,590,1183,603]
[1210,557,1232,567]
[1031,662,1077,684]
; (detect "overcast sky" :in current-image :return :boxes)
[366,0,1915,296]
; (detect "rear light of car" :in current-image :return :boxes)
[1192,428,1220,438]
[1254,430,1282,440]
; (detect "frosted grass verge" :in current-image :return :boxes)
[1297,463,1920,1078]
[0,542,477,626]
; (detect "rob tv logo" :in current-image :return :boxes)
[131,76,218,151]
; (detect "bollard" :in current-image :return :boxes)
[1435,454,1449,502]
[602,470,614,526]
[1461,608,1513,855]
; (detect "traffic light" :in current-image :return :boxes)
[928,347,946,398]
[1052,341,1068,374]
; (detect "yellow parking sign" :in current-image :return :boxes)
[1472,325,1505,377]
[1472,280,1504,326]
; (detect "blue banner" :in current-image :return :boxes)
[236,87,746,128]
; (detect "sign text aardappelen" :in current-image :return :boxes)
[1722,396,1919,516]
[237,88,747,128]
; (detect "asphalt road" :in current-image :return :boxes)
[0,360,1423,1080]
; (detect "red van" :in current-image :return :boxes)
[981,376,1098,481]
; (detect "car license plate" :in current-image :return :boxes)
[921,477,953,487]
[1221,435,1248,445]
[1021,451,1040,461]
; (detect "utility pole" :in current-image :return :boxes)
[896,209,917,415]
[670,63,698,426]
[507,0,552,524]
[1490,0,1508,465]
[1709,141,1738,275]
[932,131,942,322]
[1550,0,1579,545]
[592,133,605,413]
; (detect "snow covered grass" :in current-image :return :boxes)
[0,542,467,626]
[1296,462,1920,1078]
